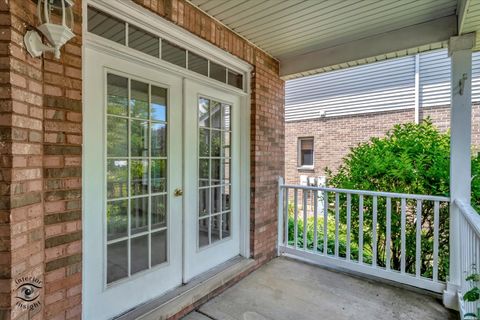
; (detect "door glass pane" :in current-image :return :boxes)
[131,160,149,196]
[131,80,149,119]
[107,117,128,157]
[151,159,166,193]
[107,159,128,199]
[151,123,166,157]
[151,195,166,229]
[197,98,232,248]
[106,73,169,284]
[211,214,221,244]
[198,218,209,248]
[131,235,149,274]
[107,200,128,241]
[151,86,167,121]
[107,74,128,116]
[107,241,128,284]
[151,230,167,266]
[131,197,148,235]
[131,120,149,157]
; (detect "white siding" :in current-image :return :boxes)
[419,50,450,107]
[285,49,480,122]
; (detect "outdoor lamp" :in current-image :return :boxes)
[24,0,75,59]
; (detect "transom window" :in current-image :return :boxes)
[298,137,314,167]
[87,6,245,91]
[198,98,232,248]
[106,73,168,284]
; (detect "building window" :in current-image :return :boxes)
[298,138,314,168]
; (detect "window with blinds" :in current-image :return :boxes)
[298,138,314,167]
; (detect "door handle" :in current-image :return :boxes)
[174,188,183,197]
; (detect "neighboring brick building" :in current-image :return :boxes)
[285,49,480,186]
[0,1,284,319]
[286,104,480,186]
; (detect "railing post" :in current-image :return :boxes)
[277,176,285,256]
[446,33,475,310]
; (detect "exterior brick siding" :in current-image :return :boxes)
[1,0,284,319]
[285,104,480,186]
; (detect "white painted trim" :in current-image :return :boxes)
[414,54,420,123]
[87,0,252,74]
[280,15,457,77]
[281,247,446,293]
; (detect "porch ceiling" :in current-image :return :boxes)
[189,0,480,79]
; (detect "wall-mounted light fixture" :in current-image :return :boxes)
[24,0,75,59]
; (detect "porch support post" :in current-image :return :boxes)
[445,32,475,309]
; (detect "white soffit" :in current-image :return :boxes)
[189,0,460,79]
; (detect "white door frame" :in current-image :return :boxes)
[82,0,252,318]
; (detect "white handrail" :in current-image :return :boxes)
[281,184,450,202]
[456,199,480,237]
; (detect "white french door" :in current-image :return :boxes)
[183,80,241,281]
[83,49,183,319]
[84,50,244,319]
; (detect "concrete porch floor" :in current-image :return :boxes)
[182,257,458,320]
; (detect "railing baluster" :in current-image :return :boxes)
[358,195,364,263]
[372,196,377,267]
[303,190,308,250]
[346,193,351,261]
[386,197,391,271]
[400,198,406,274]
[415,199,422,278]
[313,190,318,253]
[433,201,439,282]
[335,193,340,257]
[294,189,298,250]
[284,188,289,248]
[323,191,328,255]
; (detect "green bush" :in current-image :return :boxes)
[319,119,480,280]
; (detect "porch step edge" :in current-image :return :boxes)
[116,256,256,320]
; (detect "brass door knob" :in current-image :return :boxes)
[174,188,183,197]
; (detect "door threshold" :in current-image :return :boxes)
[115,256,256,320]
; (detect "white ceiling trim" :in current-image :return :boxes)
[280,15,457,78]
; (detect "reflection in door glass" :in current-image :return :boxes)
[106,74,169,284]
[198,97,232,248]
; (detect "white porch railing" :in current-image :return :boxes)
[457,200,480,318]
[277,177,451,293]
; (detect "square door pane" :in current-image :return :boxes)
[107,159,128,199]
[151,86,167,121]
[131,80,149,119]
[211,214,220,243]
[107,74,128,116]
[131,120,149,157]
[151,159,166,193]
[199,98,210,127]
[199,188,209,217]
[107,241,128,283]
[151,195,166,230]
[131,235,149,274]
[151,230,167,266]
[199,129,210,157]
[128,25,159,57]
[151,123,166,157]
[211,187,221,214]
[131,197,148,235]
[199,218,209,248]
[222,212,231,238]
[107,200,128,241]
[162,40,186,68]
[188,52,208,76]
[107,116,128,157]
[131,160,149,195]
[199,159,209,187]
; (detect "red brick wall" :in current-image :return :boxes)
[285,105,480,186]
[2,0,284,319]
[1,1,83,319]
